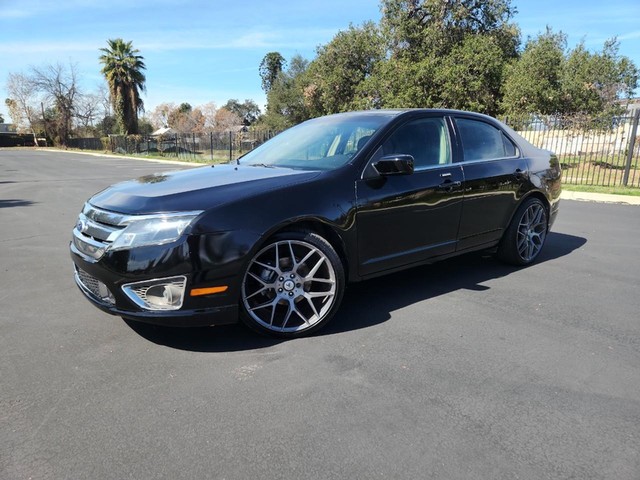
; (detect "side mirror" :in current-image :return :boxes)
[372,154,414,176]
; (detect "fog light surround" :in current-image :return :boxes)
[122,276,187,311]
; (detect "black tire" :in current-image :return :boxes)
[497,197,549,266]
[239,231,345,338]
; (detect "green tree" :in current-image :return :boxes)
[99,39,146,134]
[262,55,310,130]
[435,35,507,115]
[96,115,117,136]
[501,29,567,115]
[138,117,155,135]
[364,0,519,112]
[502,32,637,116]
[561,39,637,116]
[259,52,286,93]
[222,99,261,126]
[304,22,385,116]
[381,0,518,59]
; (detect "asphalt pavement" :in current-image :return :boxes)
[1,149,639,479]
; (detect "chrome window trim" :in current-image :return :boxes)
[455,154,521,166]
[452,116,522,164]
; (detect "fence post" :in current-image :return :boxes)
[623,109,640,187]
[175,134,178,158]
[210,132,213,161]
[229,131,233,163]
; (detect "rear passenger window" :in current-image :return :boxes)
[456,118,518,161]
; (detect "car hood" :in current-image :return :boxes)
[88,164,321,214]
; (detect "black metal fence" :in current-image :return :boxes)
[68,130,280,164]
[0,133,38,147]
[65,111,640,188]
[504,111,640,187]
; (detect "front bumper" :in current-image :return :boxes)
[70,235,242,327]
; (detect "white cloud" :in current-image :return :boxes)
[618,30,640,41]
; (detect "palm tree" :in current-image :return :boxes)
[99,39,146,135]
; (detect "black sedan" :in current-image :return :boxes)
[70,109,561,337]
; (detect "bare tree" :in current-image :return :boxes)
[31,63,79,146]
[75,92,103,135]
[97,83,112,117]
[214,108,242,131]
[149,102,176,129]
[199,101,218,132]
[5,72,41,145]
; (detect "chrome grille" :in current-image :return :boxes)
[73,203,127,260]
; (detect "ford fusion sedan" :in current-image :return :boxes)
[70,109,561,338]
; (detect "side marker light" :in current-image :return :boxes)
[190,286,229,297]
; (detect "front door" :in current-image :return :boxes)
[355,116,464,277]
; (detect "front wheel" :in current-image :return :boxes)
[498,198,549,266]
[240,231,345,338]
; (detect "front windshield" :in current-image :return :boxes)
[239,114,389,170]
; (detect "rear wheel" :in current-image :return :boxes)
[240,231,345,338]
[498,197,548,265]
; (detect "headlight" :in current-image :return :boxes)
[107,212,202,251]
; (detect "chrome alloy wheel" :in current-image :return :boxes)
[242,239,338,333]
[516,202,547,262]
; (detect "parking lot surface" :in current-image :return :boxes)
[1,149,639,479]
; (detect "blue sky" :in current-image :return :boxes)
[1,0,639,122]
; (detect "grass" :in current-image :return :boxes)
[562,184,640,196]
[41,146,234,164]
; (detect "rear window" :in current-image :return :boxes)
[456,118,518,161]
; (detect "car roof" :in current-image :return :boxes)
[323,108,499,120]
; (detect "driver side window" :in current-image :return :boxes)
[372,117,451,170]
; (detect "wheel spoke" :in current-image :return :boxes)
[305,290,335,298]
[287,241,297,268]
[297,249,315,270]
[304,295,320,318]
[274,243,281,270]
[307,278,334,284]
[247,271,267,285]
[305,256,326,279]
[291,301,312,326]
[249,299,276,312]
[245,286,269,300]
[532,207,544,226]
[253,260,277,272]
[268,303,276,326]
[281,305,294,330]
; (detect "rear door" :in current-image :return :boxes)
[452,116,529,251]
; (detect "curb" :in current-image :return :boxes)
[560,190,640,205]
